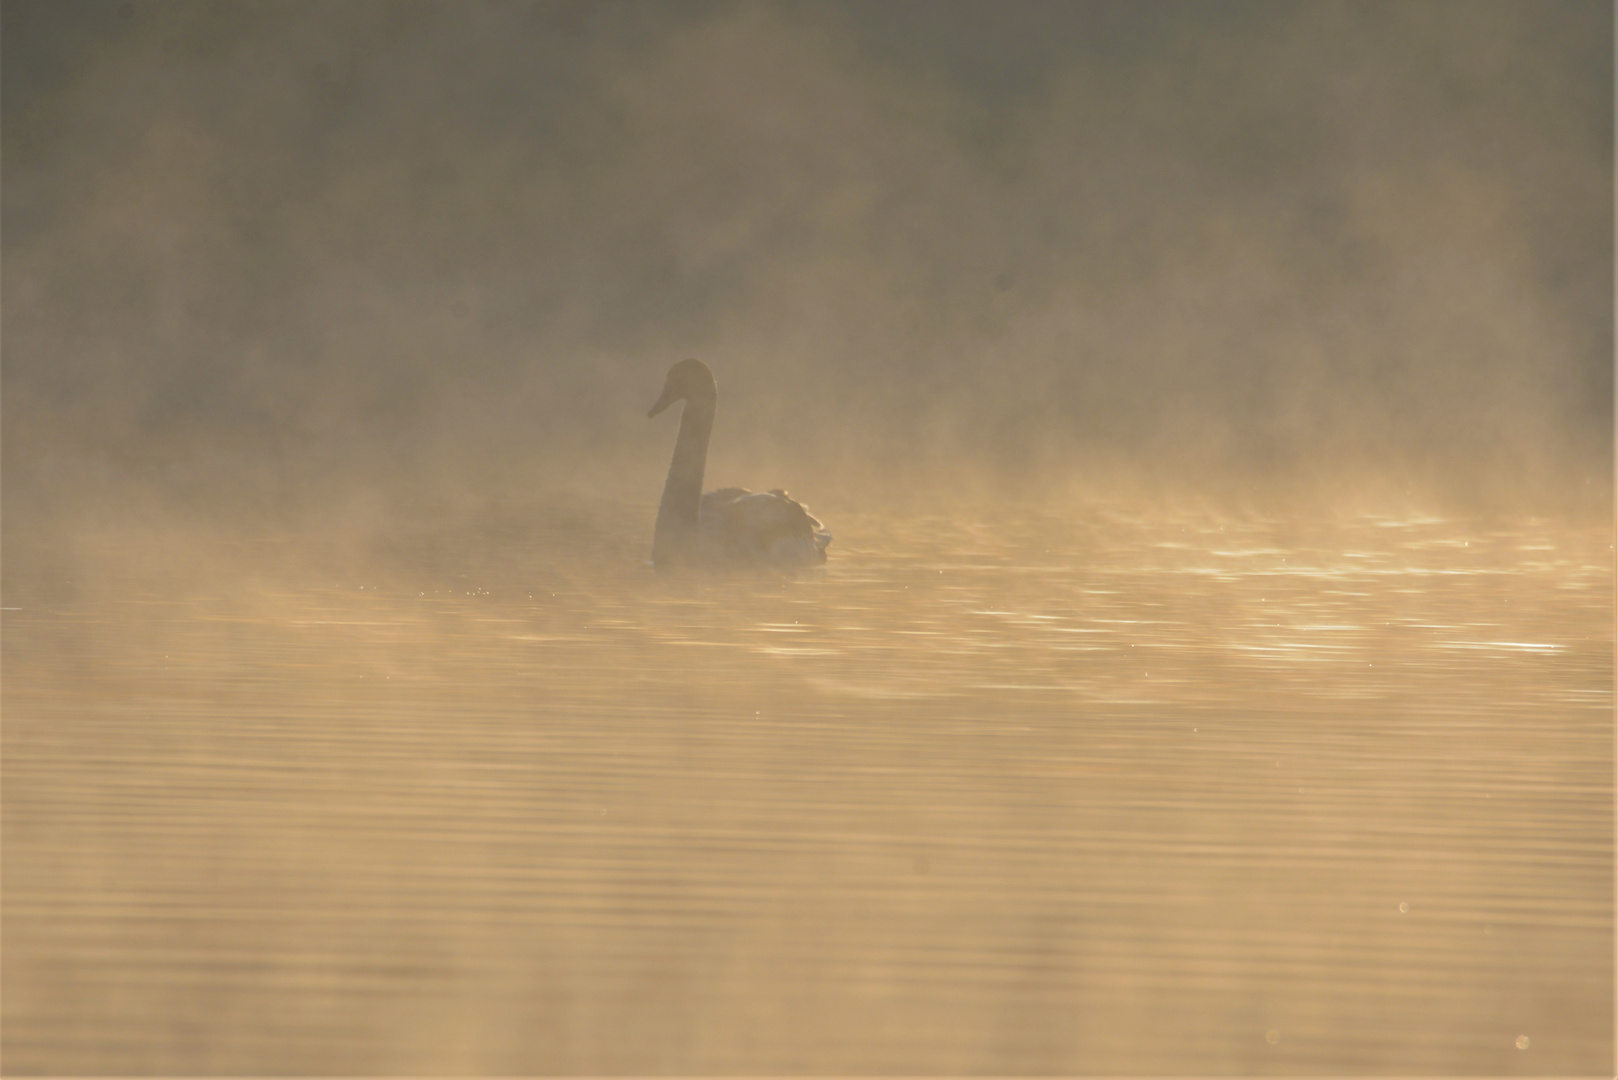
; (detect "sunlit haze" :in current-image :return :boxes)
[3,1,1612,1073]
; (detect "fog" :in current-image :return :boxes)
[4,0,1612,551]
[5,5,1614,1072]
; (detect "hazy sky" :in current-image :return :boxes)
[3,0,1611,523]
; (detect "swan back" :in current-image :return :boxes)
[700,487,831,565]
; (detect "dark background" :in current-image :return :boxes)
[4,0,1612,541]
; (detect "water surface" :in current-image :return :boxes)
[3,504,1611,1073]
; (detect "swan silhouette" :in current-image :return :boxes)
[648,358,831,568]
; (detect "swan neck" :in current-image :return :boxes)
[651,397,714,566]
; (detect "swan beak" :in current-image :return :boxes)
[648,385,679,418]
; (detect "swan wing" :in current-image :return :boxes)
[699,488,829,564]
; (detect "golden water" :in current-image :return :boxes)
[3,505,1612,1073]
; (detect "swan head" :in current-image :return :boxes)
[649,357,717,418]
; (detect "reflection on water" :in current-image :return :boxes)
[3,505,1611,1073]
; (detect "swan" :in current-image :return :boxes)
[648,358,831,568]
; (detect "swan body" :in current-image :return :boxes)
[649,358,830,568]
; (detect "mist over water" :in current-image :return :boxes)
[5,508,1612,1073]
[3,0,1613,1074]
[3,0,1612,528]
